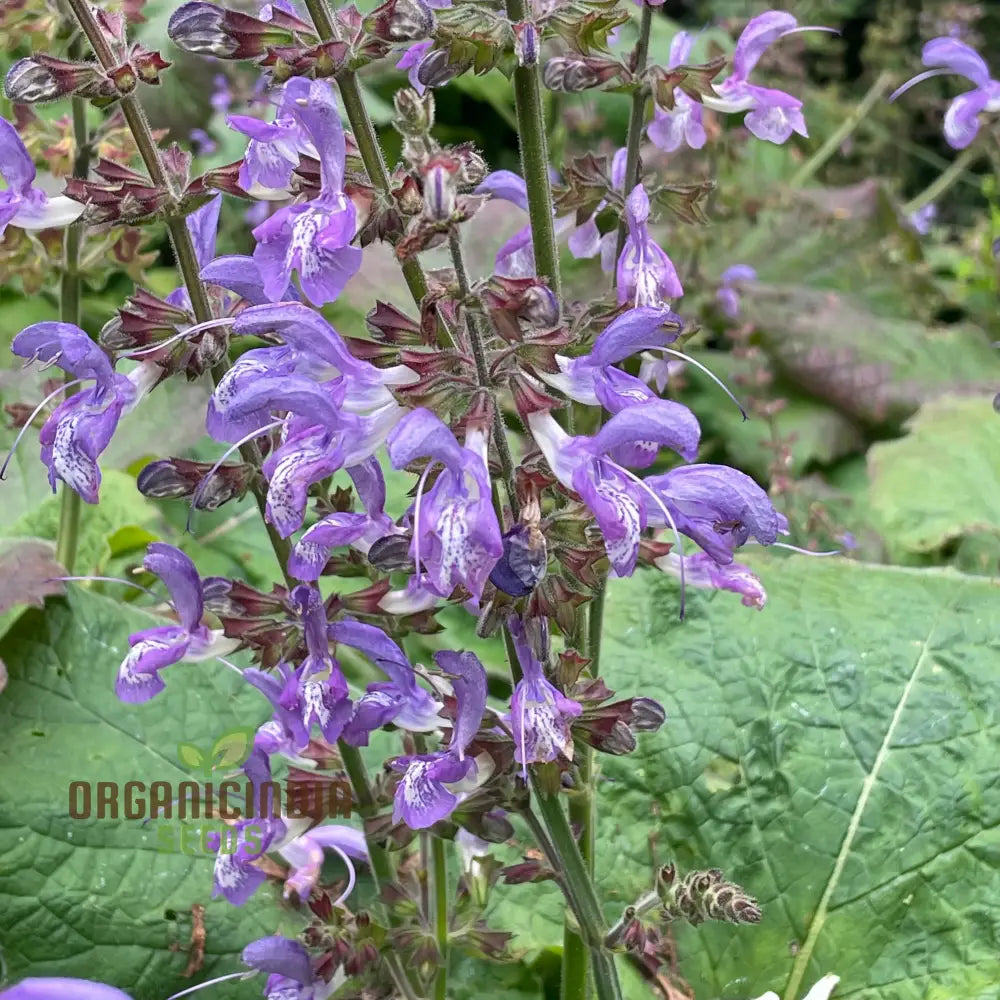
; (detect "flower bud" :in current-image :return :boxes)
[543,56,620,93]
[521,284,560,327]
[4,56,110,104]
[420,152,461,221]
[394,87,435,136]
[500,859,554,884]
[630,697,666,732]
[366,0,434,42]
[454,143,487,187]
[416,47,466,88]
[367,533,414,572]
[489,524,547,597]
[136,459,197,500]
[394,173,424,216]
[513,21,539,67]
[595,720,637,756]
[167,2,237,57]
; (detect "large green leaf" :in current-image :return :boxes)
[491,556,1000,1000]
[0,589,280,999]
[867,394,1000,554]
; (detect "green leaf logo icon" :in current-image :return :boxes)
[177,742,208,772]
[210,728,254,771]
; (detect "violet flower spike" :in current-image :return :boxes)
[538,305,682,412]
[114,543,239,703]
[648,32,707,153]
[890,37,1000,149]
[331,618,443,745]
[707,11,837,144]
[716,264,757,319]
[508,617,582,778]
[643,464,788,564]
[10,323,159,503]
[251,79,363,305]
[617,185,684,307]
[391,650,488,829]
[228,77,314,194]
[655,550,768,609]
[387,408,502,602]
[528,401,700,576]
[0,117,84,236]
[278,822,368,903]
[289,457,404,580]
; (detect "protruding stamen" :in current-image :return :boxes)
[410,461,437,590]
[657,347,748,420]
[0,378,85,481]
[326,841,358,908]
[37,351,65,372]
[607,461,688,620]
[54,574,162,599]
[215,656,245,675]
[165,970,257,1000]
[188,419,284,532]
[124,316,237,359]
[760,541,841,557]
[889,68,948,102]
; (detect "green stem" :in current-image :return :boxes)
[504,0,561,299]
[431,835,449,1000]
[790,71,895,187]
[338,741,422,1000]
[903,143,983,215]
[447,229,521,518]
[55,94,90,573]
[614,3,654,261]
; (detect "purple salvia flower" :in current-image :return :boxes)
[391,650,487,829]
[166,195,222,309]
[397,38,434,94]
[475,170,537,277]
[114,544,239,703]
[648,32,707,153]
[10,323,159,502]
[707,11,835,144]
[908,202,937,234]
[538,305,682,412]
[567,147,628,260]
[508,617,581,778]
[644,464,787,564]
[716,264,757,318]
[210,816,286,906]
[0,117,84,236]
[617,185,683,307]
[251,80,362,305]
[528,401,700,576]
[208,302,414,442]
[387,408,502,602]
[229,77,313,193]
[244,585,352,746]
[289,457,403,580]
[241,934,342,1000]
[0,980,133,1000]
[200,253,297,307]
[655,550,767,609]
[331,618,442,745]
[890,37,1000,149]
[278,822,368,902]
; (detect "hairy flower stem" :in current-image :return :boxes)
[338,740,422,1000]
[523,789,622,1000]
[790,71,895,186]
[504,0,561,300]
[301,0,429,310]
[614,3,653,261]
[431,835,449,1000]
[448,230,521,518]
[55,91,90,573]
[65,0,293,580]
